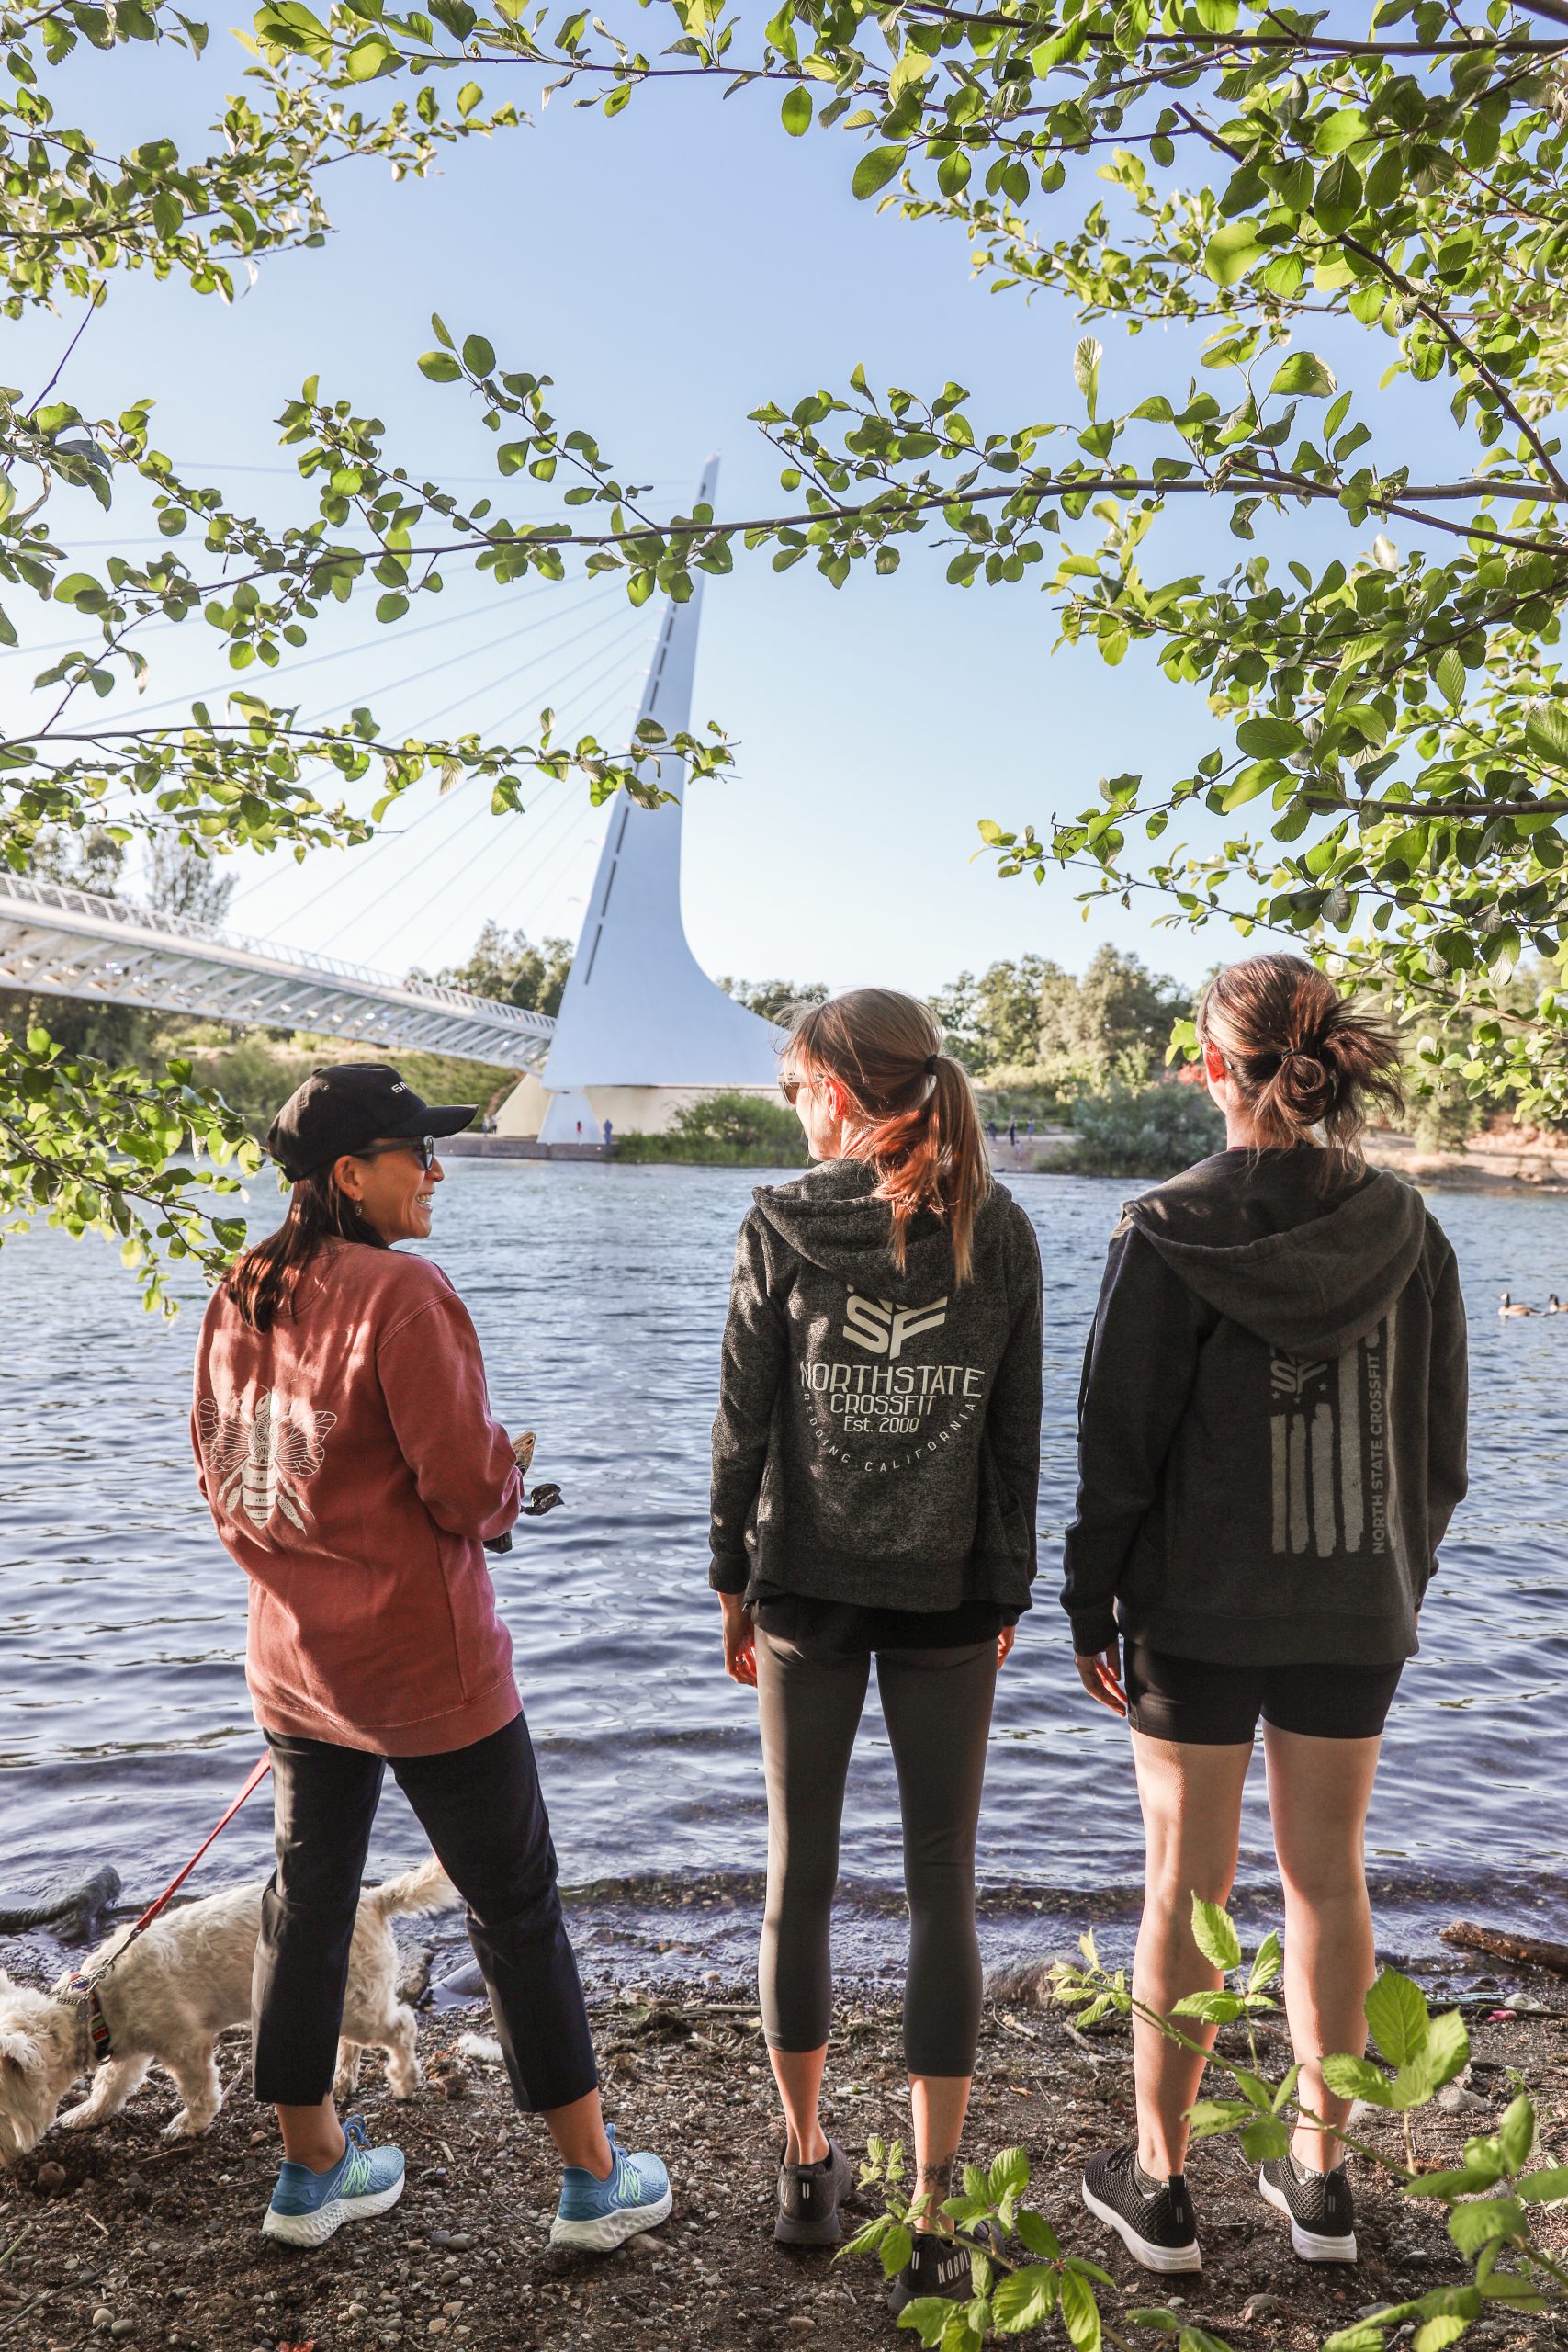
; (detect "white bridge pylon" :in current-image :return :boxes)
[525,455,783,1141]
[0,871,555,1068]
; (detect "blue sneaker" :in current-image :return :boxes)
[548,2124,671,2252]
[261,2116,405,2247]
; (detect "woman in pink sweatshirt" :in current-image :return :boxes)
[193,1063,668,2253]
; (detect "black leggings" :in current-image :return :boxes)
[254,1712,597,2114]
[755,1630,998,2078]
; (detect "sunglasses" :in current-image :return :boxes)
[356,1136,439,1172]
[778,1073,807,1105]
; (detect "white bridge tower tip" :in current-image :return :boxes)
[503,458,785,1144]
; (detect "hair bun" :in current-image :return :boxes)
[1275,1048,1333,1120]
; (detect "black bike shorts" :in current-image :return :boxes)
[1123,1642,1402,1746]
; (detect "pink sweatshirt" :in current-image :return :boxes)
[192,1242,522,1756]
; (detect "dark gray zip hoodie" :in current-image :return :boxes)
[1062,1148,1468,1667]
[710,1158,1043,1614]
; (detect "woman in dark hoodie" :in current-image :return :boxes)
[1067,955,1467,2277]
[709,989,1043,2308]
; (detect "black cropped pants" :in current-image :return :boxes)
[253,1712,598,2114]
[755,1629,998,2078]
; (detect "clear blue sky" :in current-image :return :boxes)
[7,25,1451,997]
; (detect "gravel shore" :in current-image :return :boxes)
[3,1977,1567,2352]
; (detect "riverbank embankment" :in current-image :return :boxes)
[3,1982,1565,2352]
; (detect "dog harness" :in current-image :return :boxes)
[65,1973,115,2067]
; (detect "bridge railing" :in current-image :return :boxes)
[0,870,555,1036]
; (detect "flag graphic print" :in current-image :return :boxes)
[1269,1315,1393,1560]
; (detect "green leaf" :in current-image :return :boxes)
[1524,702,1568,767]
[1058,2267,1101,2352]
[1240,2113,1290,2162]
[895,2296,960,2349]
[853,145,907,200]
[1495,2094,1535,2174]
[1248,1931,1282,1994]
[1366,1971,1430,2069]
[1412,2320,1472,2352]
[1203,220,1264,288]
[457,79,483,115]
[988,2147,1030,2204]
[1322,2054,1395,2108]
[1015,2209,1062,2259]
[1314,153,1364,235]
[1517,2165,1568,2203]
[1074,335,1103,422]
[881,2224,914,2279]
[462,334,496,376]
[1170,1990,1247,2022]
[1422,2009,1470,2089]
[992,2265,1059,2332]
[343,31,396,74]
[1235,716,1305,758]
[1189,1897,1241,1972]
[1269,352,1337,401]
[781,85,811,134]
[1448,2199,1523,2256]
[1435,648,1466,708]
[418,351,463,382]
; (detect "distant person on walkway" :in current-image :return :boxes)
[603,1117,614,1149]
[1026,1117,1035,1140]
[1066,956,1468,2276]
[1008,1118,1018,1148]
[193,1064,668,2255]
[709,990,1043,2312]
[986,1116,998,1146]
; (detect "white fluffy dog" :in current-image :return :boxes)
[0,1855,457,2164]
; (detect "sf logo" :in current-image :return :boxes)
[842,1292,950,1362]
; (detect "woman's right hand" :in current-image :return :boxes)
[720,1592,757,1688]
[1076,1641,1128,1717]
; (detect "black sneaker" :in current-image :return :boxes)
[1258,2155,1358,2263]
[774,2138,854,2246]
[1081,2145,1201,2275]
[886,2229,989,2317]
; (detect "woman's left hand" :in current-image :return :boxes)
[997,1623,1017,1668]
[720,1592,757,1687]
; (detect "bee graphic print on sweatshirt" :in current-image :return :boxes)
[197,1388,337,1532]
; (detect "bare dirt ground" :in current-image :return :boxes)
[4,1984,1567,2352]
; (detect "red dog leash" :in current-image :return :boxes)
[69,1753,273,2064]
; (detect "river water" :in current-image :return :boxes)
[3,1163,1566,1987]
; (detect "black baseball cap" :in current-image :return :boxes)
[265,1064,477,1182]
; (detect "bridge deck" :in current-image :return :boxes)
[0,874,553,1069]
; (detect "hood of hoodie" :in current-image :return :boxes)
[751,1156,987,1299]
[1124,1157,1427,1360]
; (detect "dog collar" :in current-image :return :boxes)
[66,1974,115,2068]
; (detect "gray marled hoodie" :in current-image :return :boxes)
[1063,1147,1468,1667]
[709,1158,1043,1614]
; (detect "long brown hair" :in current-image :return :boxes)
[224,1170,385,1332]
[787,989,992,1283]
[1195,954,1404,1185]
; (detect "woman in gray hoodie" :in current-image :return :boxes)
[1066,955,1468,2278]
[709,988,1043,2309]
